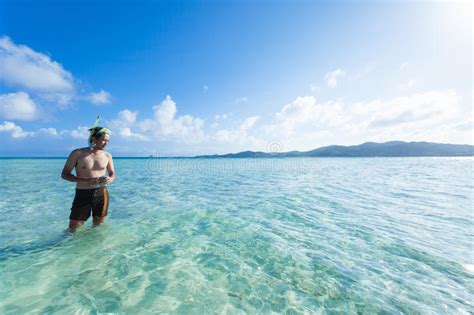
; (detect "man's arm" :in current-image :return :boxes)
[61,150,96,183]
[105,153,116,184]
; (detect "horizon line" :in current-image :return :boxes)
[1,140,473,159]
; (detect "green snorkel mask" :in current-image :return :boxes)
[88,116,112,149]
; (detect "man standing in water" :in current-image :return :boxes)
[61,121,115,232]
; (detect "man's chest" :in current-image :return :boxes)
[76,154,108,171]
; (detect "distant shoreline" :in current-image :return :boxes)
[195,141,474,158]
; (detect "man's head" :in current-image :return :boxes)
[88,126,112,150]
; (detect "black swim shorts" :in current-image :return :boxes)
[69,187,109,221]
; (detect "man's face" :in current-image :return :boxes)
[93,134,110,150]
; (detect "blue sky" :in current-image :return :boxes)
[0,0,472,156]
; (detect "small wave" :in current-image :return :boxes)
[462,264,474,273]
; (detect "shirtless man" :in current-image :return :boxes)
[61,126,115,232]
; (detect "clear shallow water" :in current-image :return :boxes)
[0,157,473,314]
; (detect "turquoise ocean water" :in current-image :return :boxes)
[0,157,473,314]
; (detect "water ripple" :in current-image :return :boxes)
[0,157,473,313]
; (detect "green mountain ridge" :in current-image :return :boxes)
[195,141,474,158]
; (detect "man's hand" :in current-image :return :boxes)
[85,177,100,185]
[99,176,112,185]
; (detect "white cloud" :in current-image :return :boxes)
[400,62,409,71]
[107,109,148,140]
[234,97,248,104]
[138,95,204,142]
[363,90,460,129]
[262,90,469,150]
[215,113,229,121]
[271,96,334,135]
[203,85,208,93]
[266,96,346,146]
[240,116,259,130]
[0,36,74,106]
[118,127,148,140]
[60,126,89,140]
[275,96,316,122]
[105,99,206,144]
[38,127,58,136]
[398,79,416,91]
[0,36,73,91]
[88,90,111,105]
[0,118,151,143]
[309,83,319,92]
[214,116,260,146]
[0,91,40,121]
[0,36,109,109]
[116,109,137,126]
[8,89,468,155]
[0,121,33,138]
[0,122,93,141]
[39,92,73,107]
[325,68,346,88]
[211,113,231,130]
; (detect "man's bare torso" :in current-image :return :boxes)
[75,148,111,189]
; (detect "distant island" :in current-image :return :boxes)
[195,141,474,158]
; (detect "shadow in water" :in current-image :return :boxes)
[0,229,74,261]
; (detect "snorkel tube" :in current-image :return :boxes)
[88,116,112,149]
